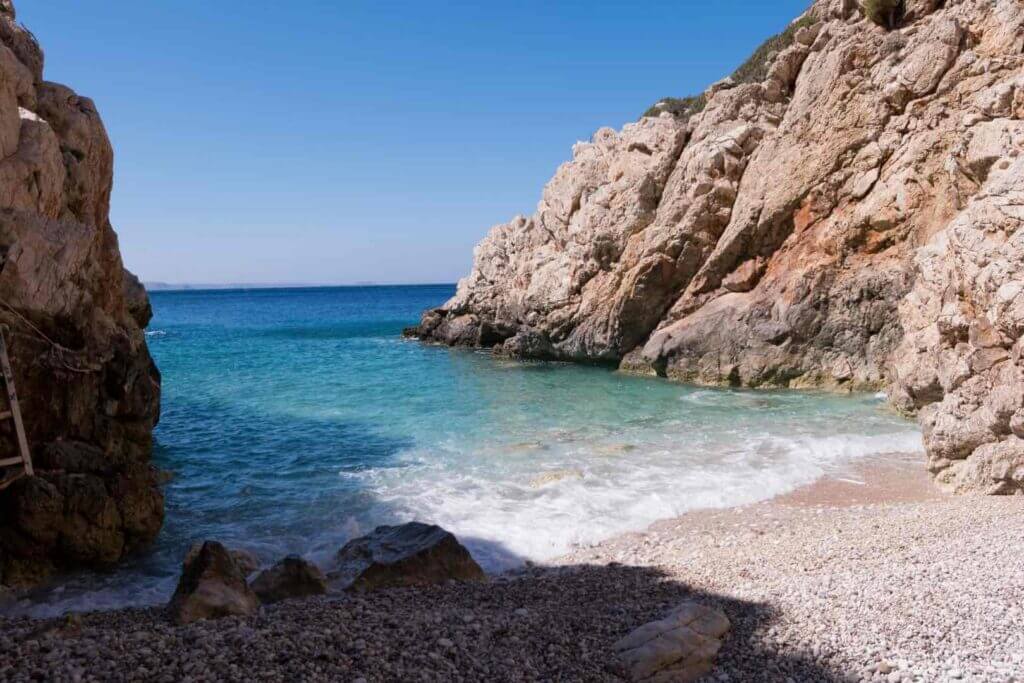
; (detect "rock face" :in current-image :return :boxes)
[612,602,731,683]
[332,522,485,592]
[168,541,259,625]
[251,555,327,604]
[0,1,161,587]
[411,0,1024,494]
[184,542,260,578]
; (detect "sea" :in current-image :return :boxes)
[4,284,922,617]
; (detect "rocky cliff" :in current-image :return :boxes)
[0,2,162,587]
[410,0,1024,495]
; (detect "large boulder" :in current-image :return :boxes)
[168,541,259,625]
[0,0,161,587]
[612,602,731,683]
[331,522,485,592]
[183,541,260,577]
[251,555,327,604]
[0,443,164,587]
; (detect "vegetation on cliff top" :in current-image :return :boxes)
[642,14,814,120]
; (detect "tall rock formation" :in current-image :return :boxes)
[0,2,162,587]
[410,0,1024,494]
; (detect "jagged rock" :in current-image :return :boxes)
[411,0,1024,494]
[892,150,1024,494]
[612,602,731,682]
[122,270,152,329]
[332,522,485,592]
[0,0,161,587]
[251,555,327,603]
[168,541,259,625]
[184,541,260,577]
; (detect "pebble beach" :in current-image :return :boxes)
[1,454,1021,682]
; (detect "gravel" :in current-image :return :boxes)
[1,459,1021,682]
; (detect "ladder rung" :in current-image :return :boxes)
[0,456,24,467]
[0,410,11,420]
[0,470,24,491]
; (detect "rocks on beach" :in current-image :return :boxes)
[331,522,486,592]
[613,602,731,682]
[183,542,260,578]
[166,523,479,623]
[251,555,327,604]
[3,491,1022,681]
[168,541,259,625]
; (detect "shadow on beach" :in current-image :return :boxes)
[3,558,852,682]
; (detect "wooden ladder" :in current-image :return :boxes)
[0,325,32,491]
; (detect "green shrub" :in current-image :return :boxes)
[862,0,904,29]
[642,13,815,120]
[641,94,707,120]
[729,15,814,86]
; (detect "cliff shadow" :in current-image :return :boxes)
[3,558,852,681]
[457,561,852,682]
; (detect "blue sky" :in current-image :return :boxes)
[20,1,808,285]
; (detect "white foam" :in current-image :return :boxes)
[355,429,924,572]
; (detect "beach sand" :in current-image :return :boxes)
[1,454,1021,682]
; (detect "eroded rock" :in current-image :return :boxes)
[612,602,731,682]
[184,541,260,578]
[168,541,258,625]
[332,522,485,592]
[0,0,161,587]
[251,555,327,603]
[411,0,1024,494]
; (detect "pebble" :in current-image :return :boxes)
[0,480,1020,682]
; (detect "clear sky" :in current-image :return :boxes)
[20,0,808,285]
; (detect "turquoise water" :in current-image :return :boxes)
[10,285,921,616]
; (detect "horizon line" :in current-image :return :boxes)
[145,281,458,292]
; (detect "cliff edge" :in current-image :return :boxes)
[0,2,162,587]
[409,0,1024,495]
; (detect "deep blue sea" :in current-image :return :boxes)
[10,285,922,616]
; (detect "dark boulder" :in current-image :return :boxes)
[332,522,485,592]
[251,555,327,603]
[168,541,258,625]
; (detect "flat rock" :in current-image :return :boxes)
[332,522,485,591]
[612,602,731,682]
[168,541,259,625]
[251,555,327,603]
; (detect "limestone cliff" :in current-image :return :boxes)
[0,2,162,586]
[410,0,1024,494]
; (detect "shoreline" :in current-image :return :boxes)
[558,450,944,569]
[3,453,1021,681]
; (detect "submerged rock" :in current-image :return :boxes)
[612,602,731,682]
[0,0,161,587]
[332,522,485,591]
[168,541,259,625]
[251,555,327,603]
[411,0,1024,494]
[530,468,584,488]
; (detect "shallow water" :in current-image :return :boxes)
[4,285,922,617]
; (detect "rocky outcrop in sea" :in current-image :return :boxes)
[410,0,1024,495]
[0,1,162,587]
